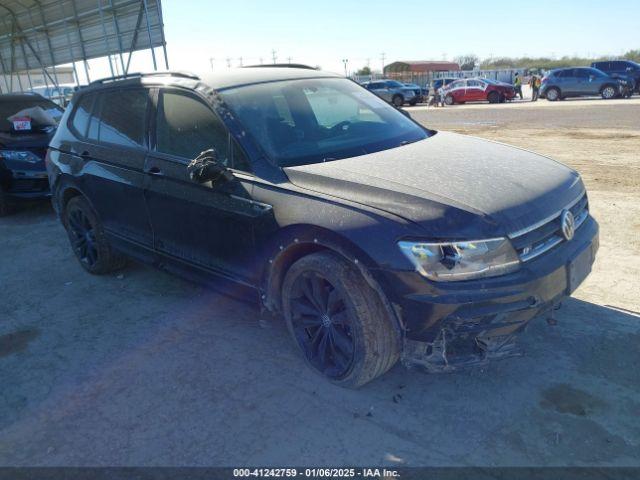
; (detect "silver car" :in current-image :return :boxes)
[363,80,417,106]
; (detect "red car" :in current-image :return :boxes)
[443,78,516,105]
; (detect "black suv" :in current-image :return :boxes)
[0,93,63,215]
[47,69,599,387]
[591,60,640,93]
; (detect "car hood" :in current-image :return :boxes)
[284,132,584,238]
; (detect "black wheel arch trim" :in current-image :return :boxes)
[261,224,406,336]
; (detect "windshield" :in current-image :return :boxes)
[220,78,429,167]
[0,97,64,132]
[385,80,404,88]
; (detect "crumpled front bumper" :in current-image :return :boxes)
[372,215,599,371]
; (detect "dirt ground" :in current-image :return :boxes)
[0,98,639,467]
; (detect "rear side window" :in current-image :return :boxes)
[70,93,96,137]
[97,89,148,147]
[155,90,230,164]
[556,69,574,78]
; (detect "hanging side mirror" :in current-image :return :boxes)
[187,148,234,185]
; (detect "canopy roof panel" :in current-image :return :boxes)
[0,0,166,77]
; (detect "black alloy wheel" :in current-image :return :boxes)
[67,206,98,267]
[289,271,354,378]
[63,195,126,274]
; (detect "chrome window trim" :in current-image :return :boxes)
[508,190,586,239]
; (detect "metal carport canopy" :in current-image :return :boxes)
[0,0,167,87]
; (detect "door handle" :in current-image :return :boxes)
[147,166,163,176]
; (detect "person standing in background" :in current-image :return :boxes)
[529,74,541,101]
[514,72,523,100]
[430,80,440,107]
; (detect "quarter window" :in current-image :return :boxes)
[156,91,230,164]
[70,93,96,137]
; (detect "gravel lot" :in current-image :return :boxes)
[1,97,639,467]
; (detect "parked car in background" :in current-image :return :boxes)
[540,67,622,101]
[403,82,428,103]
[47,68,598,387]
[443,78,516,105]
[29,84,77,107]
[0,93,63,215]
[591,60,640,93]
[432,78,458,91]
[362,79,417,106]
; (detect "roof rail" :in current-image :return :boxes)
[90,71,200,85]
[243,63,318,70]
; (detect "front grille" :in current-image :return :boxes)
[509,193,589,262]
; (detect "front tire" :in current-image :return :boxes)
[392,95,404,107]
[63,196,126,274]
[546,87,560,101]
[601,85,617,100]
[282,252,400,388]
[444,94,454,105]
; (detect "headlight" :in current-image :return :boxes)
[398,238,520,281]
[0,150,41,164]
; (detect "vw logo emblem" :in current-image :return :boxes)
[561,210,575,241]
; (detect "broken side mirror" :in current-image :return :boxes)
[187,148,234,185]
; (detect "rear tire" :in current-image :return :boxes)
[392,95,404,107]
[282,251,400,388]
[63,196,126,274]
[546,87,560,101]
[488,91,500,103]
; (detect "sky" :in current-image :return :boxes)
[81,0,640,81]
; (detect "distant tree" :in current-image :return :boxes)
[478,49,640,71]
[624,49,640,62]
[356,66,372,75]
[454,54,479,71]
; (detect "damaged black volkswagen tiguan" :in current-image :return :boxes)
[46,68,598,387]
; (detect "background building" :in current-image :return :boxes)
[383,61,461,75]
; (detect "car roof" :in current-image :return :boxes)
[83,67,343,93]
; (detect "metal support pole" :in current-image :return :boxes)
[107,0,127,74]
[69,0,92,82]
[23,2,51,89]
[125,3,145,74]
[0,50,11,93]
[156,0,169,69]
[34,1,60,86]
[8,22,24,92]
[17,34,34,91]
[141,0,157,70]
[97,0,115,77]
[58,1,81,86]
